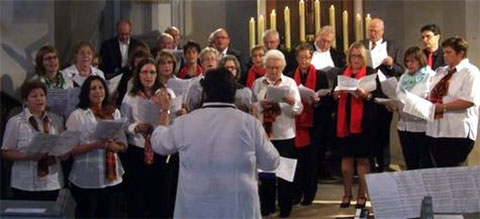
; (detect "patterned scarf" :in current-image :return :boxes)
[38,72,65,89]
[400,66,429,92]
[262,78,282,138]
[293,65,316,147]
[28,114,56,177]
[246,66,266,88]
[336,67,366,138]
[137,91,155,165]
[91,104,118,182]
[429,67,456,119]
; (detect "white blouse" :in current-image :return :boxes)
[62,65,105,88]
[66,108,125,189]
[1,108,64,191]
[426,59,480,140]
[396,67,436,132]
[252,74,303,140]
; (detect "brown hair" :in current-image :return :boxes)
[441,36,468,58]
[20,79,47,101]
[294,43,314,57]
[72,41,94,64]
[403,46,427,68]
[155,50,177,75]
[219,55,241,81]
[250,45,267,56]
[35,45,58,74]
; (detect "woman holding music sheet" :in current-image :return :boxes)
[32,46,70,89]
[120,58,176,218]
[395,47,435,170]
[66,75,126,218]
[252,49,303,217]
[1,80,65,200]
[334,42,377,209]
[62,42,105,88]
[426,37,480,167]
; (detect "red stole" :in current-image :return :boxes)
[336,67,366,138]
[178,65,203,79]
[137,92,155,164]
[246,66,266,88]
[28,115,56,177]
[91,104,118,182]
[293,65,316,147]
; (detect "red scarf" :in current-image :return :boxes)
[28,115,56,177]
[137,91,155,165]
[293,65,316,147]
[91,104,118,182]
[246,66,266,88]
[336,67,366,138]
[178,65,203,79]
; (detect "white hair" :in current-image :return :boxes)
[262,29,280,41]
[263,49,286,68]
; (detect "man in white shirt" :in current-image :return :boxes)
[151,67,280,219]
[99,20,141,79]
[426,37,480,167]
[311,26,346,70]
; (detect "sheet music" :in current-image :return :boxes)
[298,85,318,104]
[274,157,297,182]
[380,76,398,99]
[399,91,435,121]
[107,74,122,93]
[167,77,191,97]
[21,131,80,156]
[316,89,331,97]
[93,118,127,139]
[334,75,358,91]
[46,88,80,117]
[136,98,159,125]
[266,86,291,103]
[170,95,183,113]
[370,41,388,69]
[358,73,377,92]
[366,167,480,219]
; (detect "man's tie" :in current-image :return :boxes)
[371,42,376,50]
[428,52,434,68]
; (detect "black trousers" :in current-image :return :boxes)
[398,131,433,170]
[259,138,296,216]
[12,188,59,201]
[70,183,121,218]
[428,137,475,167]
[293,143,318,204]
[374,109,392,172]
[123,145,174,218]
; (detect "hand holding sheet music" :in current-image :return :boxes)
[266,86,291,103]
[334,74,377,92]
[398,91,435,121]
[258,156,298,182]
[93,118,127,139]
[21,131,81,156]
[298,85,319,104]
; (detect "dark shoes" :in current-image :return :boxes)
[355,197,367,209]
[340,195,352,208]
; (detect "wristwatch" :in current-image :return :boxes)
[159,109,171,114]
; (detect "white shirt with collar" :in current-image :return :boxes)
[311,43,335,70]
[1,108,63,191]
[426,59,480,140]
[66,108,125,189]
[252,74,303,140]
[119,38,130,68]
[368,38,388,69]
[151,102,279,219]
[61,65,105,88]
[396,67,436,132]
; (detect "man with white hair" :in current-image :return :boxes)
[151,33,175,57]
[164,26,181,50]
[252,49,303,217]
[262,29,296,74]
[311,25,346,70]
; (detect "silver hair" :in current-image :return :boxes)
[316,25,335,38]
[263,49,286,68]
[262,29,280,41]
[199,47,219,63]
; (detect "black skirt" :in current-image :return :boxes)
[337,133,373,158]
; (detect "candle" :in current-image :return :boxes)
[314,0,321,35]
[329,5,336,48]
[299,0,305,42]
[270,10,276,30]
[365,13,371,39]
[343,10,348,52]
[249,17,256,49]
[355,13,362,41]
[284,6,291,50]
[258,15,264,45]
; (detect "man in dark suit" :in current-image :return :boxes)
[311,25,346,70]
[165,26,181,51]
[99,19,141,79]
[361,17,403,172]
[212,28,246,71]
[262,29,296,75]
[421,24,445,70]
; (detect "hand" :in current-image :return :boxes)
[313,95,321,104]
[434,103,444,113]
[333,91,342,100]
[93,139,109,150]
[175,108,187,116]
[250,105,260,119]
[382,56,394,66]
[356,88,369,99]
[283,96,295,105]
[153,88,171,111]
[260,100,273,109]
[105,140,126,153]
[385,102,398,112]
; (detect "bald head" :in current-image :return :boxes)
[368,18,384,43]
[213,28,230,52]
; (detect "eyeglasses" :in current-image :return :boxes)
[43,55,58,61]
